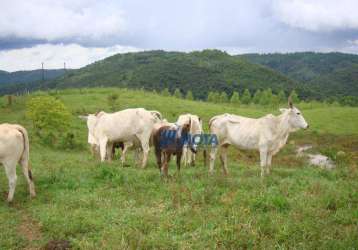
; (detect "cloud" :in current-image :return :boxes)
[0,0,125,41]
[273,0,358,32]
[0,43,141,72]
[1,0,358,71]
[348,39,358,46]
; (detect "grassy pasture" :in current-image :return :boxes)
[0,88,357,249]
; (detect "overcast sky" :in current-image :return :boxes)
[1,0,358,71]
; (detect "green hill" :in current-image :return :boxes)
[3,50,358,102]
[239,52,358,100]
[25,50,302,100]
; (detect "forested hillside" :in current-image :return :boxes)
[1,50,357,104]
[239,52,358,100]
[49,50,303,100]
[0,50,303,99]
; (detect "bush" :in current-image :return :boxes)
[241,89,251,104]
[173,88,182,99]
[161,88,170,97]
[230,91,240,104]
[107,93,119,111]
[186,90,194,100]
[26,95,72,145]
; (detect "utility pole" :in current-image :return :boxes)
[64,62,66,71]
[41,62,45,81]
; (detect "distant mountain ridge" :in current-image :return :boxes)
[238,52,358,99]
[43,50,303,100]
[0,69,68,85]
[1,50,357,102]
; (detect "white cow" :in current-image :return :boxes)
[176,114,203,166]
[0,124,36,202]
[81,108,162,167]
[209,99,309,176]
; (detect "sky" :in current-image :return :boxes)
[1,0,358,71]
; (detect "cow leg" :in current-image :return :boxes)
[176,151,182,173]
[4,161,17,202]
[20,158,36,198]
[182,147,188,167]
[90,144,98,157]
[219,145,229,175]
[259,147,268,177]
[266,153,273,175]
[121,142,133,165]
[106,142,113,161]
[99,138,108,162]
[209,146,218,174]
[161,153,170,177]
[155,148,162,171]
[190,151,196,167]
[134,148,142,166]
[140,141,150,169]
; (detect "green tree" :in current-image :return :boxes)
[230,91,240,104]
[186,90,194,100]
[277,90,286,103]
[272,94,280,107]
[173,88,182,99]
[107,93,119,111]
[26,95,72,144]
[219,91,228,103]
[259,88,274,106]
[241,89,251,104]
[252,89,262,104]
[161,88,170,97]
[207,91,214,102]
[289,90,300,103]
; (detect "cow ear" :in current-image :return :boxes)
[279,108,287,113]
[288,95,293,109]
[78,115,88,121]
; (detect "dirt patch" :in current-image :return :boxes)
[17,214,43,249]
[43,240,71,250]
[18,215,42,241]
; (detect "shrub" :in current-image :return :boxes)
[186,90,194,100]
[230,91,240,104]
[241,89,251,104]
[161,88,170,96]
[107,93,119,111]
[219,91,228,103]
[26,95,72,145]
[173,88,182,99]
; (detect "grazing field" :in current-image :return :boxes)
[0,88,357,249]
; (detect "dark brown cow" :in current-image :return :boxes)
[153,120,196,177]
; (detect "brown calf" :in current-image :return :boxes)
[153,121,196,177]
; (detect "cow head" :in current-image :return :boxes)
[280,96,309,130]
[181,118,197,154]
[79,114,100,145]
[150,110,163,122]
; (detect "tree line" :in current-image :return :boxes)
[159,87,299,106]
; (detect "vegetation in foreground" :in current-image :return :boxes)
[0,88,357,249]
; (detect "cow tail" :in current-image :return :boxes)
[15,125,32,180]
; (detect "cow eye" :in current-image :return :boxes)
[296,112,300,115]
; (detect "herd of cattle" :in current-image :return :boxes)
[0,98,308,202]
